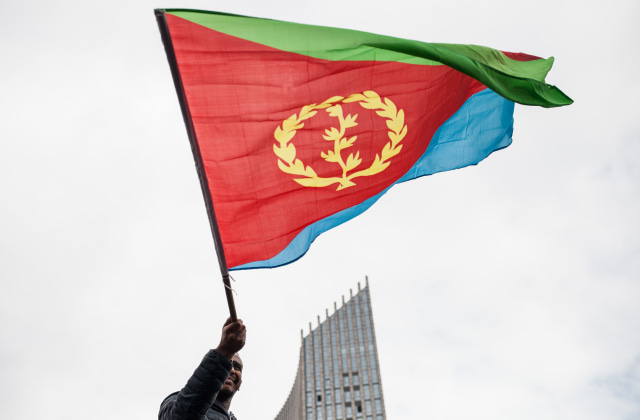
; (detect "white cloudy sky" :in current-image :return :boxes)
[1,1,639,419]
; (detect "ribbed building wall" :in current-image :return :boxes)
[275,345,304,420]
[274,278,386,420]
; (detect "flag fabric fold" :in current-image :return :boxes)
[155,9,572,270]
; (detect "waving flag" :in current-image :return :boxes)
[155,9,572,271]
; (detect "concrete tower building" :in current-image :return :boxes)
[275,279,387,420]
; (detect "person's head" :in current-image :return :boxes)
[217,353,243,403]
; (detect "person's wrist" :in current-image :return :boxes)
[215,346,235,361]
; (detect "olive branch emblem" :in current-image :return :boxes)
[273,91,407,190]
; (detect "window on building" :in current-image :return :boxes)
[374,399,382,413]
[371,368,378,382]
[317,394,322,402]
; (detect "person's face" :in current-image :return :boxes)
[222,354,243,394]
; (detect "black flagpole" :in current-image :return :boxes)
[155,9,237,321]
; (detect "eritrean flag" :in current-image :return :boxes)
[155,9,572,271]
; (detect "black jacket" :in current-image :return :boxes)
[159,350,238,420]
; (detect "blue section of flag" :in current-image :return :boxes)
[233,88,514,270]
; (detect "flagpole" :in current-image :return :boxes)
[155,9,237,321]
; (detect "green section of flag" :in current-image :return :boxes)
[163,9,572,108]
[167,9,440,64]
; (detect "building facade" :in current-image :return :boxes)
[275,279,386,420]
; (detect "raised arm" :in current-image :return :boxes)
[159,318,246,420]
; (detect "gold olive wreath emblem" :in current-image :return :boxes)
[273,91,407,191]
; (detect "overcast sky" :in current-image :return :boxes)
[1,1,639,419]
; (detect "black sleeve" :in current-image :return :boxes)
[159,349,232,420]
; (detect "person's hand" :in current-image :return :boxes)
[216,317,246,360]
